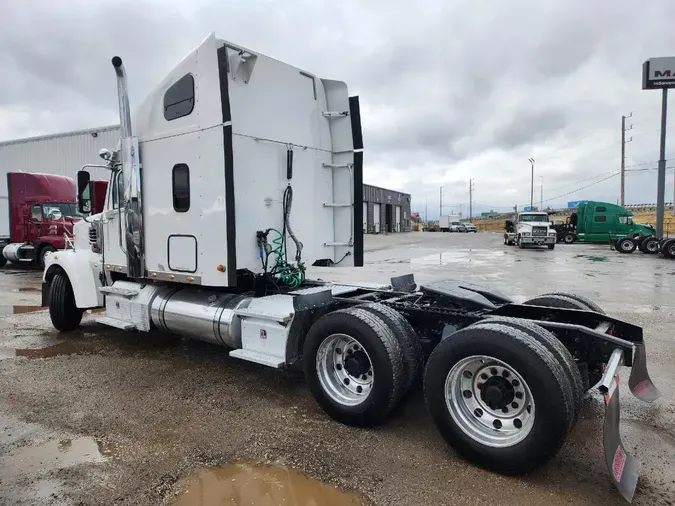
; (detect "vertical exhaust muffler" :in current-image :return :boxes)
[112,56,145,279]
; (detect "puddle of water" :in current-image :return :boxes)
[0,305,45,316]
[0,436,115,478]
[574,254,608,262]
[172,463,370,506]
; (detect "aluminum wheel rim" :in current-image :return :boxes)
[445,355,535,448]
[647,241,659,253]
[316,333,374,406]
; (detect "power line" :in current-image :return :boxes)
[521,172,621,208]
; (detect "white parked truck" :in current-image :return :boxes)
[42,33,660,502]
[504,211,557,249]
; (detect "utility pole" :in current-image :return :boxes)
[540,176,543,210]
[528,158,535,209]
[469,179,475,220]
[620,113,633,206]
[425,196,428,224]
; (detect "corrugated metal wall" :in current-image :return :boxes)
[0,125,121,184]
[362,183,412,233]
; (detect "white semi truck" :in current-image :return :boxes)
[41,33,660,501]
[503,211,557,249]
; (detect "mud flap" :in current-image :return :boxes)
[41,282,50,308]
[628,343,661,403]
[599,348,640,502]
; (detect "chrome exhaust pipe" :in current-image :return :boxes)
[111,56,132,137]
[111,56,145,278]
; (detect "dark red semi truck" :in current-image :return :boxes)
[0,172,107,268]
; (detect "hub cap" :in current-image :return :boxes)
[316,333,374,406]
[445,355,535,448]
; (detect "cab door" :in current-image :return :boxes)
[102,170,127,274]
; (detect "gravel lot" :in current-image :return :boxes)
[0,231,674,506]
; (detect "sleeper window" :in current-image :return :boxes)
[594,215,607,222]
[172,164,190,212]
[164,74,195,121]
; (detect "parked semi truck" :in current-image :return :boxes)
[42,34,660,501]
[552,201,655,245]
[0,172,107,268]
[503,211,557,249]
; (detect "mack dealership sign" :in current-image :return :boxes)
[642,57,675,89]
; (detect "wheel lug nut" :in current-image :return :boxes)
[511,402,518,409]
[515,391,523,399]
[490,368,498,375]
[367,370,372,376]
[514,418,522,429]
[463,390,472,398]
[361,375,368,380]
[502,407,508,413]
[463,370,473,379]
[527,405,532,414]
[474,408,483,418]
[356,386,363,393]
[502,370,510,378]
[511,379,520,387]
[336,364,343,371]
[477,383,483,390]
[354,345,360,351]
[344,378,350,385]
[335,348,342,354]
[480,373,488,380]
[493,420,502,429]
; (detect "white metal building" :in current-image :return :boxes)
[0,125,121,183]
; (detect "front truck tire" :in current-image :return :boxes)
[423,322,574,475]
[548,243,555,250]
[0,251,6,268]
[303,307,405,427]
[49,271,84,331]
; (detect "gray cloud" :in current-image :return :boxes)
[2,0,675,214]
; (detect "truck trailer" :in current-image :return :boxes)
[0,172,107,267]
[42,34,660,502]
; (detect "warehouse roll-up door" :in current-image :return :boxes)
[373,203,380,233]
[363,202,367,233]
[395,206,401,232]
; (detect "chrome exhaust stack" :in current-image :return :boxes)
[111,56,145,279]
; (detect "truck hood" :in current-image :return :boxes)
[518,222,551,228]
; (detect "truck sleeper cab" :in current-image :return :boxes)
[42,34,660,502]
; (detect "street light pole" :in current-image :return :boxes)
[528,158,535,209]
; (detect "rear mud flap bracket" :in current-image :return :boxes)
[599,348,640,502]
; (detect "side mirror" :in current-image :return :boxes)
[77,170,91,214]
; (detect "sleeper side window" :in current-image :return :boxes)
[172,164,190,212]
[164,74,195,121]
[594,215,607,222]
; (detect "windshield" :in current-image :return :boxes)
[519,214,548,222]
[43,203,81,220]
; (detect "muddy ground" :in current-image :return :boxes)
[0,232,674,506]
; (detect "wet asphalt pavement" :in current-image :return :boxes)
[0,232,674,506]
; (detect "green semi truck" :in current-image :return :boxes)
[552,201,655,244]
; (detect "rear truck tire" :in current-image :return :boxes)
[38,245,56,267]
[423,322,574,475]
[616,237,637,253]
[547,243,555,250]
[49,271,84,331]
[0,252,6,268]
[662,238,675,259]
[638,235,652,253]
[517,236,525,249]
[532,292,605,314]
[563,233,575,244]
[361,302,424,394]
[474,317,583,429]
[641,236,660,255]
[303,307,405,427]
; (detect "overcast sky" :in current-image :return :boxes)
[2,0,675,217]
